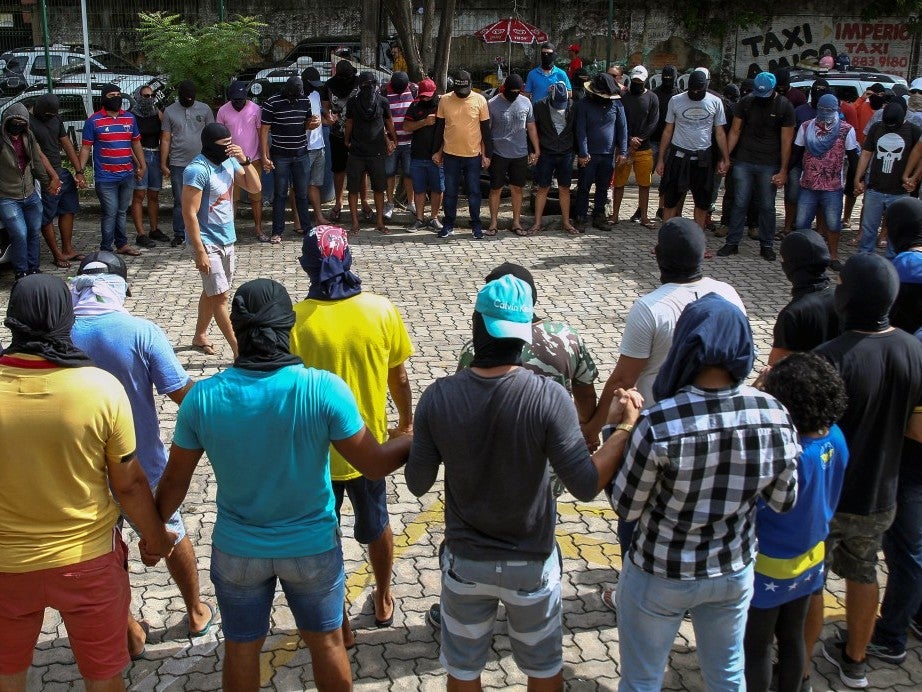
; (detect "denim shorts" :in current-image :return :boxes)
[385,144,412,177]
[135,149,163,191]
[332,475,389,544]
[533,151,574,188]
[210,540,345,642]
[41,168,80,224]
[410,158,445,193]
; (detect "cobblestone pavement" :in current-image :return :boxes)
[2,187,920,691]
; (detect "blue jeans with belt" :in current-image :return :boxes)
[442,154,483,233]
[0,190,42,275]
[271,150,313,236]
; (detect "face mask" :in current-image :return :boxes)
[453,82,471,97]
[201,140,229,165]
[504,89,520,101]
[37,111,56,122]
[817,107,837,125]
[5,119,26,135]
[231,98,247,112]
[629,81,644,95]
[178,95,194,108]
[688,89,705,102]
[540,52,555,69]
[102,95,123,112]
[810,88,828,109]
[359,83,375,95]
[869,94,886,110]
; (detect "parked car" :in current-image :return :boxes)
[245,58,391,104]
[788,68,908,103]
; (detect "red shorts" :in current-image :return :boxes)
[0,534,130,680]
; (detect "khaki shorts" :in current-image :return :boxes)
[198,243,235,297]
[826,508,896,584]
[613,147,654,188]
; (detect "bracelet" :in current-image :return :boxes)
[615,423,635,434]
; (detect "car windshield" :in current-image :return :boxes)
[53,52,140,80]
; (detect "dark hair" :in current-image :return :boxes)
[763,352,848,434]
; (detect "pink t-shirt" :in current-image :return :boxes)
[216,100,261,160]
[795,120,858,192]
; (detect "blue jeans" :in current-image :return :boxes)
[875,476,922,650]
[796,187,844,233]
[727,161,777,247]
[858,188,905,255]
[442,154,482,232]
[170,164,187,240]
[616,558,753,691]
[95,177,134,251]
[0,191,42,275]
[574,155,615,220]
[272,152,312,235]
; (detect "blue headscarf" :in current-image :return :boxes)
[299,225,363,300]
[805,93,841,158]
[652,293,754,401]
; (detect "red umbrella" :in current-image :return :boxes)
[474,17,549,45]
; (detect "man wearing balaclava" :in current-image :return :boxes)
[432,69,493,238]
[161,80,214,246]
[406,274,636,689]
[0,274,176,687]
[382,71,416,221]
[156,278,412,686]
[78,83,144,257]
[403,78,443,231]
[650,65,679,220]
[611,65,659,228]
[181,122,261,359]
[855,83,888,145]
[291,225,414,648]
[769,229,840,364]
[530,81,578,233]
[790,92,860,271]
[657,68,730,231]
[608,292,798,691]
[854,102,921,254]
[718,71,796,262]
[812,253,922,689]
[524,42,572,102]
[774,66,806,108]
[486,73,539,236]
[323,60,359,222]
[217,80,265,240]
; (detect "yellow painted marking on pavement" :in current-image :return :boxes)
[260,499,445,686]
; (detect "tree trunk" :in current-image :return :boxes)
[433,0,456,93]
[381,0,424,81]
[420,0,436,69]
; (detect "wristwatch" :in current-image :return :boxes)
[241,157,252,166]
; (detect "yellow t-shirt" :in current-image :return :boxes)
[0,359,135,572]
[290,293,413,481]
[437,91,490,157]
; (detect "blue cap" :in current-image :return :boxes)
[753,72,776,98]
[474,275,534,343]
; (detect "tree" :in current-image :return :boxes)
[138,12,264,103]
[381,0,457,91]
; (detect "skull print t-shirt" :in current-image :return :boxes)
[863,121,922,195]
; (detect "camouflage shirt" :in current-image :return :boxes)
[457,319,598,392]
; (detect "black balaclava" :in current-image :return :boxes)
[774,67,791,94]
[231,279,303,372]
[629,79,644,96]
[780,230,830,299]
[835,254,900,332]
[470,312,525,368]
[741,78,755,97]
[453,70,472,98]
[33,94,59,122]
[201,122,231,165]
[3,274,93,367]
[327,60,357,98]
[389,71,409,95]
[101,83,122,112]
[868,83,886,111]
[282,76,303,100]
[356,71,381,119]
[4,116,27,136]
[655,218,705,284]
[540,43,556,70]
[177,80,196,108]
[503,73,524,101]
[660,65,677,92]
[810,79,830,109]
[883,101,905,130]
[722,83,740,102]
[688,70,708,101]
[886,197,922,254]
[228,80,248,111]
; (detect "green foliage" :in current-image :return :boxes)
[138,12,264,103]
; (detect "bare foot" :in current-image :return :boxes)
[127,616,149,658]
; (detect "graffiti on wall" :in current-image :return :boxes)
[735,17,913,78]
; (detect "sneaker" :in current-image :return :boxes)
[822,639,868,689]
[406,201,416,215]
[426,603,441,629]
[149,229,170,242]
[629,209,641,222]
[472,227,484,240]
[716,243,739,257]
[136,234,156,248]
[170,236,185,247]
[713,225,729,238]
[437,227,454,239]
[760,246,776,261]
[406,219,426,232]
[865,638,907,664]
[910,617,922,640]
[383,202,394,219]
[829,258,843,272]
[748,226,759,240]
[427,217,443,231]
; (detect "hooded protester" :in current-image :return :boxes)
[217,79,264,239]
[571,67,590,101]
[525,42,572,102]
[298,225,362,300]
[774,66,806,108]
[855,82,887,143]
[1,101,57,279]
[127,84,168,247]
[531,81,578,234]
[610,290,798,691]
[769,229,840,363]
[230,279,303,372]
[650,65,680,219]
[812,252,922,689]
[885,197,922,333]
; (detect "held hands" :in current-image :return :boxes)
[74,172,87,190]
[135,164,146,182]
[138,529,178,567]
[655,159,664,176]
[771,171,787,188]
[853,179,865,196]
[718,159,730,176]
[426,114,437,126]
[388,424,414,439]
[386,138,397,155]
[578,155,590,168]
[481,154,491,169]
[306,115,322,131]
[903,176,917,193]
[432,151,443,165]
[262,159,275,173]
[527,152,538,166]
[615,154,627,168]
[606,387,643,428]
[49,176,62,195]
[161,165,171,178]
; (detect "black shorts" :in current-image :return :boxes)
[346,153,387,193]
[330,137,349,173]
[661,146,715,211]
[489,154,528,189]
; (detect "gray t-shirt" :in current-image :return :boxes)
[405,367,598,561]
[665,92,726,152]
[162,101,214,167]
[488,94,535,159]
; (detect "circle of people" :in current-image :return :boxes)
[2,42,922,692]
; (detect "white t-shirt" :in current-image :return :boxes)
[307,91,324,150]
[666,92,726,151]
[619,277,746,404]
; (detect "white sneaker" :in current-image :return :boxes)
[406,201,416,215]
[383,202,394,219]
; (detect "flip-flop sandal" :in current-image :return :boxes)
[638,219,656,229]
[189,602,217,638]
[292,227,305,236]
[371,590,396,628]
[483,227,498,236]
[191,342,216,356]
[270,235,282,245]
[878,239,889,248]
[600,585,617,612]
[512,227,528,237]
[524,226,541,236]
[116,246,141,256]
[53,257,71,268]
[562,224,580,235]
[847,237,860,247]
[376,226,390,235]
[329,206,342,221]
[63,252,85,262]
[256,232,271,243]
[362,208,375,222]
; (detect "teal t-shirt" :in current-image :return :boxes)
[173,365,364,557]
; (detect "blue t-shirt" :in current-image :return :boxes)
[525,66,571,102]
[71,312,189,484]
[752,425,849,609]
[182,154,240,246]
[172,365,364,558]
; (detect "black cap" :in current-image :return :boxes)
[78,251,131,296]
[541,42,555,51]
[688,70,708,91]
[301,67,322,88]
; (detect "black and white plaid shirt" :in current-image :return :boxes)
[609,384,800,580]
